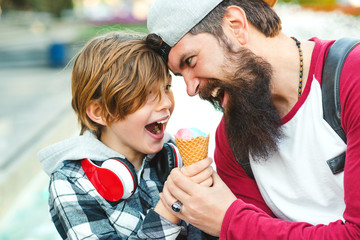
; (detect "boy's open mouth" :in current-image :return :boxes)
[145,117,169,135]
[145,122,163,135]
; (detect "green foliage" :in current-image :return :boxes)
[1,0,72,17]
[278,0,336,5]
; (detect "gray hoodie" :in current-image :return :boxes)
[38,130,173,176]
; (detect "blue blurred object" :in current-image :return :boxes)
[48,43,67,68]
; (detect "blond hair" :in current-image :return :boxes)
[71,32,170,137]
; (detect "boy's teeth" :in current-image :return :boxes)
[157,118,169,124]
[153,124,161,134]
[211,87,220,97]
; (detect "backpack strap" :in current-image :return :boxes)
[237,156,254,179]
[321,37,360,174]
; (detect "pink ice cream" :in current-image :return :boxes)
[174,128,209,166]
[175,127,207,140]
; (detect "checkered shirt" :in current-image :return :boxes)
[48,157,190,239]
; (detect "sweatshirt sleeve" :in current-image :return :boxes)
[220,200,360,239]
[137,209,183,239]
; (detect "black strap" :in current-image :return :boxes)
[322,38,360,174]
[241,161,254,179]
[236,156,254,179]
[151,143,177,183]
[322,38,360,143]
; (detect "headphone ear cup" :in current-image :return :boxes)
[81,158,138,202]
[153,143,182,183]
[170,143,183,168]
[102,158,138,200]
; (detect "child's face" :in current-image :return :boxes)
[102,81,175,160]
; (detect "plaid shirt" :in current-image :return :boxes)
[49,158,217,239]
[49,155,181,239]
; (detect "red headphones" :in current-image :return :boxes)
[81,143,181,202]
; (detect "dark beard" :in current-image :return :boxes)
[199,47,283,164]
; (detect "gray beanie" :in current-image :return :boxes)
[147,0,277,61]
[147,0,222,48]
[147,0,222,47]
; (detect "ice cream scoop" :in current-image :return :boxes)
[175,128,209,166]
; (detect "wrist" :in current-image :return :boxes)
[154,200,179,224]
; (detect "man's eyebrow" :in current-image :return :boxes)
[179,49,194,69]
[179,52,187,70]
[171,51,191,76]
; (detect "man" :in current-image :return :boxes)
[146,0,360,239]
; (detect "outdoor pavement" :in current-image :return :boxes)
[0,11,85,239]
[0,67,78,240]
[0,3,359,239]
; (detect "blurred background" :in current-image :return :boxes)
[0,0,359,239]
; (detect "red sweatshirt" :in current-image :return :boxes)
[215,38,360,239]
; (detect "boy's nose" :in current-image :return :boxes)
[159,92,173,110]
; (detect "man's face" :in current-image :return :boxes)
[167,32,227,98]
[168,32,283,162]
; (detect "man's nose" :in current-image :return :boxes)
[183,73,200,97]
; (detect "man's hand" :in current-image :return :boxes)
[181,157,214,186]
[160,158,237,236]
[154,158,214,223]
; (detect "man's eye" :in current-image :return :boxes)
[185,57,192,66]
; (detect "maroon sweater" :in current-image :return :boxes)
[215,38,360,239]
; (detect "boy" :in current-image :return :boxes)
[38,32,215,239]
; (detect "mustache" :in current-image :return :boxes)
[199,79,224,111]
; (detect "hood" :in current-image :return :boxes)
[38,131,124,176]
[38,130,174,176]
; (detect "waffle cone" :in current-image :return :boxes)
[175,135,209,166]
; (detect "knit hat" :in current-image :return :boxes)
[147,0,277,61]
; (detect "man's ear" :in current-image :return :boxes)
[86,100,107,126]
[222,6,248,45]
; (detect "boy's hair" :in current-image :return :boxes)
[71,32,171,137]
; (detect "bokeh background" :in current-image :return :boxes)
[0,0,360,239]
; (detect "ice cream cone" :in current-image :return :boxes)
[175,135,209,166]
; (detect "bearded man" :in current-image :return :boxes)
[146,0,360,239]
